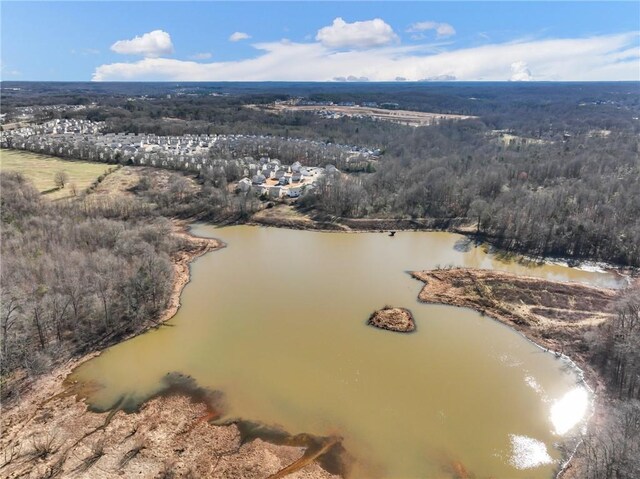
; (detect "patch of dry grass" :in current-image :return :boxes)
[412,268,617,330]
[0,150,112,199]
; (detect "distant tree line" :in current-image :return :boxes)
[302,120,640,266]
[3,81,638,137]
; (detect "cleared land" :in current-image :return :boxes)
[253,104,476,127]
[250,204,336,230]
[495,133,550,147]
[412,268,617,329]
[0,150,112,199]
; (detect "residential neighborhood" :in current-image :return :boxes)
[242,159,327,198]
[0,119,349,199]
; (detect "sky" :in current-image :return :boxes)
[1,1,639,82]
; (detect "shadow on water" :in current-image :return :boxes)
[478,242,552,268]
[455,235,554,269]
[66,371,224,415]
[453,237,476,253]
[234,420,352,477]
[65,371,352,477]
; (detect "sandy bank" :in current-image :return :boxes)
[249,204,469,233]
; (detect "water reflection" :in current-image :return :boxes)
[550,387,590,435]
[509,435,553,469]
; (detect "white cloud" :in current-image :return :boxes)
[190,52,212,60]
[422,74,457,81]
[110,30,174,58]
[229,32,251,42]
[408,21,456,38]
[510,61,533,81]
[93,32,640,82]
[316,17,399,49]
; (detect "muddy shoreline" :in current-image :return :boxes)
[411,268,619,394]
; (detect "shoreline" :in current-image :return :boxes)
[159,220,225,325]
[247,205,637,279]
[410,268,619,392]
[1,219,223,409]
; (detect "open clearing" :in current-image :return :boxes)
[412,268,617,330]
[251,103,476,127]
[0,150,112,199]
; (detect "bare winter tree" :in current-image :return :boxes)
[578,399,640,479]
[53,171,69,189]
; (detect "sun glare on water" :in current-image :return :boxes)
[550,387,590,435]
[508,386,590,470]
[509,435,553,469]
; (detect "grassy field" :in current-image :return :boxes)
[0,150,112,199]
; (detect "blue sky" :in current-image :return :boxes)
[1,1,639,81]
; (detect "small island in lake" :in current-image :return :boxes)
[368,306,416,333]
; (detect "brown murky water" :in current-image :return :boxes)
[72,225,622,478]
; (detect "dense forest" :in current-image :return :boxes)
[0,168,255,398]
[306,120,640,266]
[0,173,175,386]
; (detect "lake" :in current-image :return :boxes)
[71,225,621,478]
